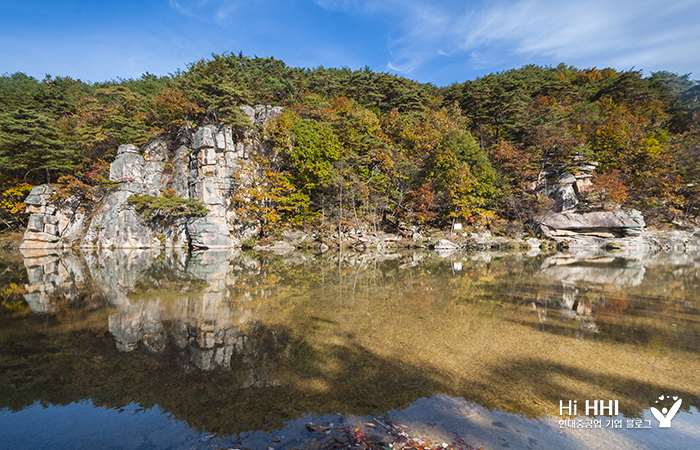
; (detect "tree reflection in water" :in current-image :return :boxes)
[2,248,700,436]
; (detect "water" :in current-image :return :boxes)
[1,247,699,449]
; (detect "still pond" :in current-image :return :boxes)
[1,247,699,449]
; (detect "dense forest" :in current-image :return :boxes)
[1,53,698,234]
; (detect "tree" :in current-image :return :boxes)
[592,171,628,209]
[0,107,74,184]
[76,86,150,161]
[230,155,296,237]
[0,177,33,230]
[266,112,341,193]
[151,87,203,130]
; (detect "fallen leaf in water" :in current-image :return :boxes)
[200,434,216,442]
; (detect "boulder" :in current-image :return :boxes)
[537,209,645,240]
[547,173,579,212]
[434,239,459,250]
[24,185,55,207]
[551,184,579,212]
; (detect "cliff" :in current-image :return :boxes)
[20,105,283,251]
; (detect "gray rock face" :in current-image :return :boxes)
[21,185,87,251]
[538,209,645,239]
[549,183,579,212]
[84,191,164,249]
[192,126,216,150]
[187,216,233,249]
[21,105,283,250]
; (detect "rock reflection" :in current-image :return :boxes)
[527,254,652,336]
[12,247,700,432]
[22,251,93,313]
[539,254,646,287]
[20,247,290,376]
[21,248,699,357]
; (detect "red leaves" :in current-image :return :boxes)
[300,417,479,450]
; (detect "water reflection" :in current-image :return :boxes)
[6,247,700,437]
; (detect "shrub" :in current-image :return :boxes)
[127,194,209,224]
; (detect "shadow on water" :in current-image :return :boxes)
[1,247,700,437]
[462,356,700,419]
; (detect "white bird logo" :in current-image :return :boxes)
[650,395,682,428]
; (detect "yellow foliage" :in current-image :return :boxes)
[230,154,297,236]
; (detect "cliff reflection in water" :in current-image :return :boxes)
[22,248,293,382]
[11,248,700,434]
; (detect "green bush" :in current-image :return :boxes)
[127,194,209,224]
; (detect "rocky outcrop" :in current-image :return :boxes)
[548,173,579,212]
[537,209,700,252]
[532,157,657,250]
[20,185,88,252]
[538,209,645,239]
[21,105,283,250]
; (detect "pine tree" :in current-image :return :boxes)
[0,107,74,184]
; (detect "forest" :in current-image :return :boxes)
[1,53,698,235]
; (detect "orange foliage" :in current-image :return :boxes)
[593,172,628,209]
[153,87,203,129]
[404,183,437,224]
[490,140,536,190]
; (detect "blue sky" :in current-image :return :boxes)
[1,0,699,86]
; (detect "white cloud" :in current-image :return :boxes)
[312,0,358,11]
[168,0,249,24]
[380,0,700,78]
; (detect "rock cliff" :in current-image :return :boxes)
[533,158,653,249]
[20,105,283,251]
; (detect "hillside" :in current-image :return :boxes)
[1,53,698,235]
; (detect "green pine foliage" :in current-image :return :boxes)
[127,194,209,224]
[1,54,699,232]
[0,107,75,184]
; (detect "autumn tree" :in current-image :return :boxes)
[151,87,203,130]
[592,171,628,209]
[230,155,297,237]
[0,177,34,229]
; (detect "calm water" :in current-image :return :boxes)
[1,247,700,449]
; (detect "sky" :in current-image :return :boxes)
[1,0,699,86]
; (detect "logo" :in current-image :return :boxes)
[650,395,682,428]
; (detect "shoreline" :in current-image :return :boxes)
[10,224,700,258]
